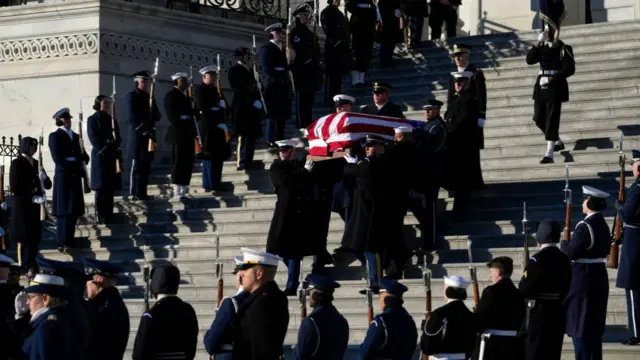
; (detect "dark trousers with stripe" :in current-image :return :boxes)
[95,190,114,220]
[56,216,78,247]
[171,142,195,186]
[407,15,425,48]
[18,241,40,271]
[202,159,224,191]
[236,136,257,169]
[626,289,640,339]
[533,99,562,141]
[571,334,603,360]
[130,158,151,197]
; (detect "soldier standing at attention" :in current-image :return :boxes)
[403,0,428,49]
[49,108,89,253]
[428,0,458,41]
[164,72,196,200]
[377,0,404,68]
[259,23,290,142]
[360,81,404,118]
[345,0,376,87]
[616,150,640,346]
[321,0,350,106]
[125,70,161,201]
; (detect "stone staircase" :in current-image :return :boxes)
[16,19,640,359]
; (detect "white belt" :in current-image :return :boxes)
[429,354,466,360]
[538,70,559,75]
[357,3,373,8]
[274,67,285,71]
[483,329,517,337]
[210,106,220,111]
[624,224,640,228]
[180,115,191,120]
[219,344,233,350]
[573,258,606,264]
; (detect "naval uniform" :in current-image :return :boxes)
[360,305,418,360]
[259,40,291,141]
[420,299,477,359]
[203,290,251,359]
[49,127,89,248]
[519,244,572,360]
[19,306,73,360]
[295,303,350,360]
[321,4,350,105]
[228,60,262,170]
[345,0,377,77]
[132,295,199,360]
[617,177,640,341]
[290,18,322,129]
[360,101,405,118]
[164,86,196,187]
[447,63,487,149]
[86,286,130,360]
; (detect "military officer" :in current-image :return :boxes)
[321,0,350,105]
[403,0,428,49]
[290,3,322,129]
[447,44,487,150]
[359,279,417,360]
[360,81,405,118]
[49,108,89,253]
[519,219,572,360]
[232,248,289,360]
[126,70,161,201]
[294,274,349,360]
[330,95,359,224]
[525,24,575,164]
[228,47,263,171]
[377,0,403,68]
[193,65,230,192]
[420,275,476,359]
[472,257,525,360]
[204,256,250,359]
[259,23,290,142]
[87,95,121,223]
[429,0,459,40]
[9,137,51,274]
[164,72,196,200]
[0,254,17,360]
[133,264,199,360]
[617,149,640,346]
[345,0,376,87]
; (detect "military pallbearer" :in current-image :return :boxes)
[259,23,290,142]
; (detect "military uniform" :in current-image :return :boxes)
[617,150,640,345]
[125,71,162,200]
[0,254,17,360]
[204,290,251,359]
[377,0,403,68]
[403,0,428,48]
[345,0,377,86]
[320,4,350,105]
[360,82,405,118]
[429,0,458,40]
[539,0,566,31]
[49,108,89,251]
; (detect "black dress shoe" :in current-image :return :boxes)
[622,337,640,346]
[57,244,68,254]
[554,143,565,152]
[539,156,554,164]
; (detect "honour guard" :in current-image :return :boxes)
[519,219,572,360]
[126,70,161,201]
[473,257,525,360]
[345,0,376,87]
[83,258,130,360]
[193,65,230,192]
[165,72,196,200]
[232,248,289,360]
[259,23,291,141]
[204,256,250,359]
[360,279,417,360]
[87,95,121,224]
[377,0,404,68]
[49,108,89,253]
[228,47,263,171]
[330,95,359,223]
[420,275,476,359]
[321,0,350,105]
[294,274,349,360]
[133,264,199,360]
[403,0,428,49]
[9,137,51,274]
[360,81,405,118]
[428,0,458,40]
[525,22,574,164]
[616,150,640,346]
[290,3,322,129]
[561,186,611,359]
[0,254,17,360]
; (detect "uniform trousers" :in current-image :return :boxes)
[571,334,603,360]
[324,49,345,106]
[284,256,330,291]
[352,27,375,72]
[407,194,437,250]
[171,141,195,186]
[202,159,224,191]
[533,99,562,141]
[95,190,114,220]
[17,240,40,271]
[56,216,78,247]
[236,136,257,169]
[272,116,287,142]
[407,15,425,48]
[429,4,457,40]
[379,41,395,68]
[362,252,382,289]
[625,289,640,338]
[296,90,316,129]
[130,159,151,197]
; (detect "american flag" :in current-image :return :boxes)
[306,112,427,156]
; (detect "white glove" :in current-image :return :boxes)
[304,160,315,172]
[477,118,485,128]
[0,226,5,237]
[32,196,45,205]
[14,291,29,319]
[0,202,6,210]
[537,32,546,43]
[39,171,47,182]
[217,123,229,133]
[219,100,226,108]
[253,100,263,110]
[394,9,401,17]
[344,154,357,164]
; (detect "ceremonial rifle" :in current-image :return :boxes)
[365,258,374,323]
[522,202,529,271]
[143,257,151,312]
[285,8,296,95]
[251,35,268,115]
[188,65,204,157]
[216,54,232,143]
[298,259,307,319]
[148,57,159,153]
[0,165,6,251]
[111,76,124,174]
[215,232,224,309]
[563,165,572,242]
[467,240,479,311]
[421,254,431,360]
[78,101,92,194]
[38,126,48,221]
[608,132,625,269]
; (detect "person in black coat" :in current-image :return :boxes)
[228,47,263,171]
[321,0,350,106]
[345,0,376,87]
[87,95,121,224]
[48,107,89,253]
[0,254,17,360]
[472,257,525,360]
[232,248,289,360]
[133,264,198,360]
[125,70,162,201]
[443,71,484,220]
[429,0,458,40]
[377,0,403,68]
[403,0,428,49]
[9,137,51,274]
[519,219,572,360]
[193,65,230,192]
[360,81,405,118]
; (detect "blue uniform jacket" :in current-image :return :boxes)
[259,41,291,119]
[561,212,610,338]
[86,286,130,360]
[21,307,72,360]
[125,88,161,161]
[48,128,88,217]
[359,306,418,360]
[87,111,121,191]
[289,21,321,91]
[414,116,448,195]
[295,303,349,360]
[204,291,250,359]
[617,178,640,290]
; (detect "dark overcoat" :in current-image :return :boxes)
[377,0,404,45]
[228,62,263,138]
[525,41,575,103]
[125,87,161,161]
[259,42,291,120]
[87,111,122,191]
[295,303,349,360]
[447,63,487,149]
[20,306,73,360]
[48,128,88,217]
[561,212,610,338]
[420,300,477,358]
[360,101,405,118]
[414,116,448,196]
[360,306,417,360]
[616,178,640,291]
[290,21,322,92]
[9,156,51,245]
[192,84,230,161]
[0,283,18,360]
[86,286,130,360]
[307,158,346,250]
[164,87,196,146]
[63,291,94,360]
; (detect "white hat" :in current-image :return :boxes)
[275,139,302,148]
[265,23,284,32]
[451,71,473,80]
[240,248,282,267]
[0,253,15,266]
[332,94,356,104]
[52,107,72,120]
[199,66,217,75]
[30,273,65,286]
[394,126,413,134]
[444,275,468,289]
[234,255,244,267]
[582,186,609,199]
[171,72,188,81]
